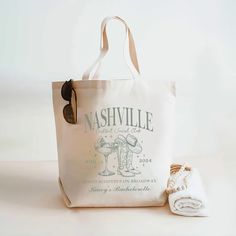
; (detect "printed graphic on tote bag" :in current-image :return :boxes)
[79,108,157,194]
[95,134,142,177]
[82,106,154,180]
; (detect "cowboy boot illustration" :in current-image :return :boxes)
[126,151,141,174]
[125,134,142,175]
[115,135,134,177]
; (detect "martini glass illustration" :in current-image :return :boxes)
[95,138,116,176]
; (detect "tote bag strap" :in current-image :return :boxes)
[82,16,140,80]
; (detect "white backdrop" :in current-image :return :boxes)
[0,0,235,161]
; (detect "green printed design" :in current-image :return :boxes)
[95,134,143,177]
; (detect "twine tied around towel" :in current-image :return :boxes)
[166,163,192,195]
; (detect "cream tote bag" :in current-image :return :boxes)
[52,16,176,207]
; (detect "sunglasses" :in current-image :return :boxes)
[61,79,77,124]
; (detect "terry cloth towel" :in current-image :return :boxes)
[166,164,209,217]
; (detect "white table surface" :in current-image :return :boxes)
[0,159,235,236]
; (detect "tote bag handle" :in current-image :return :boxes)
[82,16,140,80]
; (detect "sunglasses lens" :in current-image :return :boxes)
[63,104,76,124]
[61,80,72,101]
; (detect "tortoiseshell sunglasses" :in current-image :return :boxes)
[61,79,77,124]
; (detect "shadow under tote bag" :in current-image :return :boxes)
[52,16,176,207]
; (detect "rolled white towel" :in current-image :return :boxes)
[167,165,209,217]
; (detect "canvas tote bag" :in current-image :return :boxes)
[52,16,176,207]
